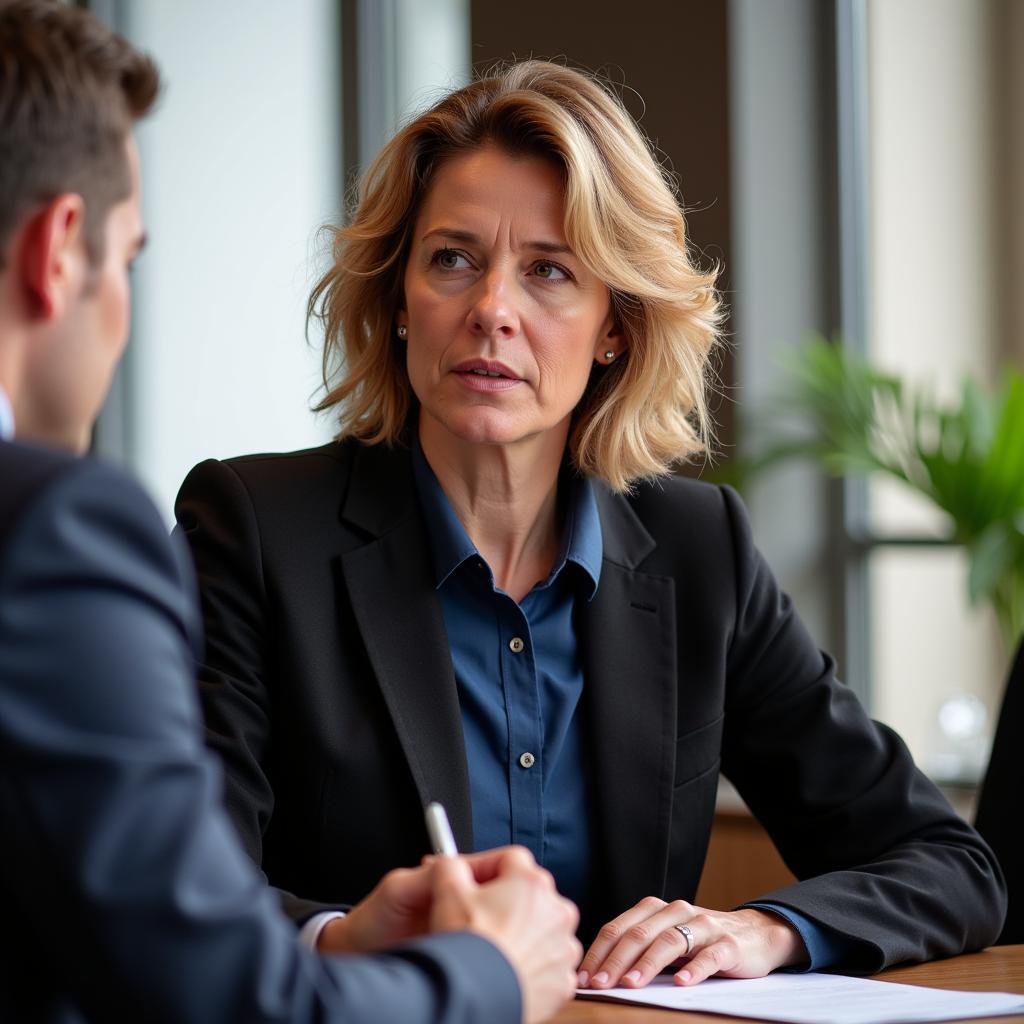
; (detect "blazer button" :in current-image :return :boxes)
[509,636,525,653]
[519,751,536,768]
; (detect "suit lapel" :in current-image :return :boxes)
[333,447,679,884]
[582,486,678,919]
[337,443,474,849]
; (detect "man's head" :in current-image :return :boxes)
[0,0,159,451]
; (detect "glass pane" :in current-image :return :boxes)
[866,0,999,387]
[868,476,950,539]
[123,1,341,523]
[394,0,470,119]
[865,0,1003,539]
[869,546,1004,784]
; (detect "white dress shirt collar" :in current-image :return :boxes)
[0,382,14,441]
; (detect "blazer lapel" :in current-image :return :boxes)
[337,443,474,849]
[582,486,678,921]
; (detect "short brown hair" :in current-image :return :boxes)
[309,60,721,491]
[0,0,159,266]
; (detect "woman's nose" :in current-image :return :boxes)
[467,268,521,339]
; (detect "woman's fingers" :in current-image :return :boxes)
[578,898,692,987]
[673,929,741,986]
[579,903,806,990]
[618,917,698,986]
[576,896,664,985]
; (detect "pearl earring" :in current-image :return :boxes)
[604,350,616,362]
[397,325,408,339]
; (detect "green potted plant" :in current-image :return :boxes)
[733,337,1024,654]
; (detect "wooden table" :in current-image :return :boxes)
[551,945,1024,1023]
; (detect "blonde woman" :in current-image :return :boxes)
[176,61,1004,990]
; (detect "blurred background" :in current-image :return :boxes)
[80,1,1023,840]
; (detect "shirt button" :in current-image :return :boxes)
[519,751,536,769]
[508,636,525,654]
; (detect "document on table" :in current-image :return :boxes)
[576,972,1024,1024]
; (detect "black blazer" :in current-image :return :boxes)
[0,438,517,1024]
[975,637,1024,944]
[176,437,1006,969]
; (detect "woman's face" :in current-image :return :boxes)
[401,145,620,454]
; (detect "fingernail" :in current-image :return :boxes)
[675,969,691,984]
[594,971,609,985]
[577,970,589,987]
[625,970,641,984]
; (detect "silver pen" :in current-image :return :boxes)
[424,801,459,856]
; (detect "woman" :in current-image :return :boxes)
[175,61,1005,989]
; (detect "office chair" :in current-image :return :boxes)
[974,634,1024,944]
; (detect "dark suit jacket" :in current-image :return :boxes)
[176,437,1006,971]
[975,637,1024,944]
[0,438,518,1024]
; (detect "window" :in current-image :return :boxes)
[856,0,1018,783]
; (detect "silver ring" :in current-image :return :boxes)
[674,924,694,955]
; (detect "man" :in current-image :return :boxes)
[0,2,580,1021]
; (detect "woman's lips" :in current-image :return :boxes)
[452,360,523,391]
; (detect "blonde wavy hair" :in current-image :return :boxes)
[309,60,722,491]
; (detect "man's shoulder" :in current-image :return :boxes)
[1,438,161,516]
[0,437,77,522]
[0,440,174,578]
[0,441,199,655]
[0,440,91,563]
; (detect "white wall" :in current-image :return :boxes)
[123,2,341,523]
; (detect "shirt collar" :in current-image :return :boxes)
[0,382,14,441]
[411,434,602,600]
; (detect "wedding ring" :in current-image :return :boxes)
[675,924,694,955]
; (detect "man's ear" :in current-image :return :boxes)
[20,194,87,320]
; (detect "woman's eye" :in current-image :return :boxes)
[432,248,470,270]
[533,261,569,280]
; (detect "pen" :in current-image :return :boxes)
[424,801,459,857]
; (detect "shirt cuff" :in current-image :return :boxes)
[297,910,346,950]
[744,903,852,972]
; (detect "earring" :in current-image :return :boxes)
[604,350,616,362]
[397,325,408,339]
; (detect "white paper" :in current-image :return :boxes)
[576,972,1024,1024]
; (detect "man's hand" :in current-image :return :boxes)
[316,846,581,1024]
[430,847,582,1024]
[315,864,439,955]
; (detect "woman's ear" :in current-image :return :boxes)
[594,319,626,364]
[395,298,409,334]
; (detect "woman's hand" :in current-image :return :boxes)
[578,898,806,989]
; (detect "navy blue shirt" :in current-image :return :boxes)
[412,442,600,910]
[412,440,849,969]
